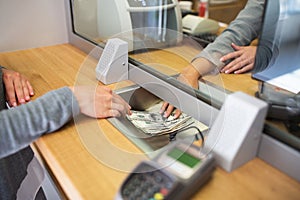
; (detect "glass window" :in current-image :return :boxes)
[69,0,300,153]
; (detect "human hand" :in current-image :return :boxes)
[220,43,257,74]
[70,85,131,118]
[160,64,200,119]
[2,68,34,107]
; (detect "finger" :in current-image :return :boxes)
[21,80,31,101]
[225,51,253,74]
[97,88,131,116]
[110,110,122,118]
[6,94,17,107]
[224,61,246,74]
[220,51,242,63]
[13,77,27,104]
[111,102,128,117]
[222,56,245,73]
[164,105,174,118]
[26,80,34,96]
[111,92,132,114]
[173,109,182,119]
[112,93,131,111]
[160,102,169,114]
[4,80,18,107]
[102,109,121,118]
[234,63,254,74]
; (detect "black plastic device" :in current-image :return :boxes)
[115,141,215,200]
[256,82,300,133]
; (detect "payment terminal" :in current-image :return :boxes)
[115,141,215,200]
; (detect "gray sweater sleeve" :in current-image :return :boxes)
[0,87,80,158]
[194,0,265,71]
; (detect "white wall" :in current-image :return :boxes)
[0,0,68,52]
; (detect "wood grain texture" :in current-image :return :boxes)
[0,44,299,200]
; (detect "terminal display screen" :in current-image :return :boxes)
[167,147,201,168]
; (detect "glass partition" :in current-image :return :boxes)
[71,0,227,105]
[69,0,299,154]
[253,0,300,151]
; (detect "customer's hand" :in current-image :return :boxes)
[220,43,257,74]
[2,68,34,107]
[70,85,131,118]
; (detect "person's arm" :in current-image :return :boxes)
[161,0,265,118]
[0,87,78,158]
[195,0,265,70]
[178,0,265,85]
[0,86,131,159]
[160,58,215,118]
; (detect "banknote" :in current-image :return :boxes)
[127,110,194,136]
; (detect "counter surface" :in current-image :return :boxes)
[0,44,299,200]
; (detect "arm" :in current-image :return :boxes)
[161,0,265,118]
[0,86,131,159]
[195,0,265,71]
[160,58,214,118]
[0,87,78,158]
[219,0,279,74]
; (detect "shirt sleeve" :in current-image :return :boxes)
[193,0,265,71]
[0,87,81,159]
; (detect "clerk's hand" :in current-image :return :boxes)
[160,65,200,119]
[2,68,34,107]
[70,85,131,118]
[220,43,257,74]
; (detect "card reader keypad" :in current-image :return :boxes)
[120,163,175,200]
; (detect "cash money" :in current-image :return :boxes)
[126,110,194,136]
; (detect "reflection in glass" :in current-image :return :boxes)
[72,0,183,50]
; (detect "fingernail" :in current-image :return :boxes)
[225,70,229,74]
[12,102,17,107]
[25,96,30,101]
[20,99,25,103]
[220,57,224,62]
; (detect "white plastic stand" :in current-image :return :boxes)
[96,38,128,84]
[203,92,268,172]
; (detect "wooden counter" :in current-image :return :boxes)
[0,44,299,199]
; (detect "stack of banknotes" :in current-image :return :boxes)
[126,110,194,136]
